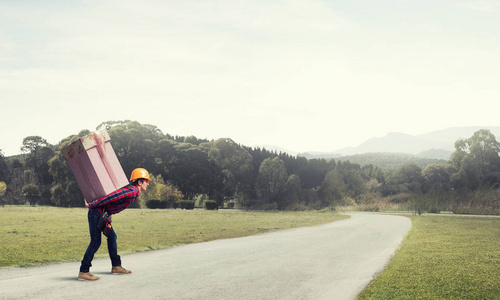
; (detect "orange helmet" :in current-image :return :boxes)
[130,168,151,182]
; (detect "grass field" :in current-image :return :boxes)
[357,215,500,299]
[0,206,348,268]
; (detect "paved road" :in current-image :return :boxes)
[0,213,411,300]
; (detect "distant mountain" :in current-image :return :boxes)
[342,132,437,154]
[256,127,500,161]
[416,149,453,160]
[332,126,500,160]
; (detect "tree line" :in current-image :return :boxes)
[0,120,499,214]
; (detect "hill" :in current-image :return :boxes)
[320,126,500,160]
[334,152,447,171]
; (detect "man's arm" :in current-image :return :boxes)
[86,187,133,209]
[87,191,118,209]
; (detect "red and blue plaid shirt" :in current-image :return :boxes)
[88,185,139,215]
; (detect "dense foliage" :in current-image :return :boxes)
[0,121,498,214]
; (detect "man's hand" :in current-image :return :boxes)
[85,200,89,208]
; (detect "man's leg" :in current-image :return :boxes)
[108,227,132,274]
[79,209,102,278]
[107,226,121,267]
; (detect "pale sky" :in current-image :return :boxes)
[1,0,499,157]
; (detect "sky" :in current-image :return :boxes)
[1,0,499,157]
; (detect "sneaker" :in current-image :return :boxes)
[78,272,100,281]
[111,266,132,274]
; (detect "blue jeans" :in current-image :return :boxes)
[80,208,121,272]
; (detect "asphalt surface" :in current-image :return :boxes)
[0,213,411,300]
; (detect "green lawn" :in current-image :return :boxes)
[357,215,500,299]
[0,206,348,268]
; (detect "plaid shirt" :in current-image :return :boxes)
[88,185,139,215]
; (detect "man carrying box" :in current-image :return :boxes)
[78,168,151,281]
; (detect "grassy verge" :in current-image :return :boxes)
[357,215,500,299]
[0,206,348,268]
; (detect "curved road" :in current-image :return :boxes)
[0,213,411,300]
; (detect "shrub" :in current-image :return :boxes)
[179,200,195,210]
[379,184,407,197]
[171,200,179,209]
[205,200,218,210]
[386,193,413,204]
[141,175,184,209]
[146,199,168,209]
[355,192,381,205]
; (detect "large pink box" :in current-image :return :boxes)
[62,129,129,202]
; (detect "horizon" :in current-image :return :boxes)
[2,124,498,158]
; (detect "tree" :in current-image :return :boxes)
[455,129,500,168]
[337,161,367,197]
[388,162,423,185]
[22,184,39,205]
[451,155,481,191]
[4,159,25,204]
[102,121,165,176]
[244,146,277,185]
[20,136,55,205]
[184,135,202,145]
[0,181,6,206]
[387,162,423,193]
[450,129,500,190]
[283,174,301,210]
[317,169,346,208]
[21,136,50,154]
[201,138,254,202]
[0,149,8,183]
[155,138,177,180]
[48,150,84,207]
[422,163,454,193]
[21,136,54,184]
[255,157,288,209]
[361,164,385,185]
[168,143,215,200]
[296,158,335,189]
